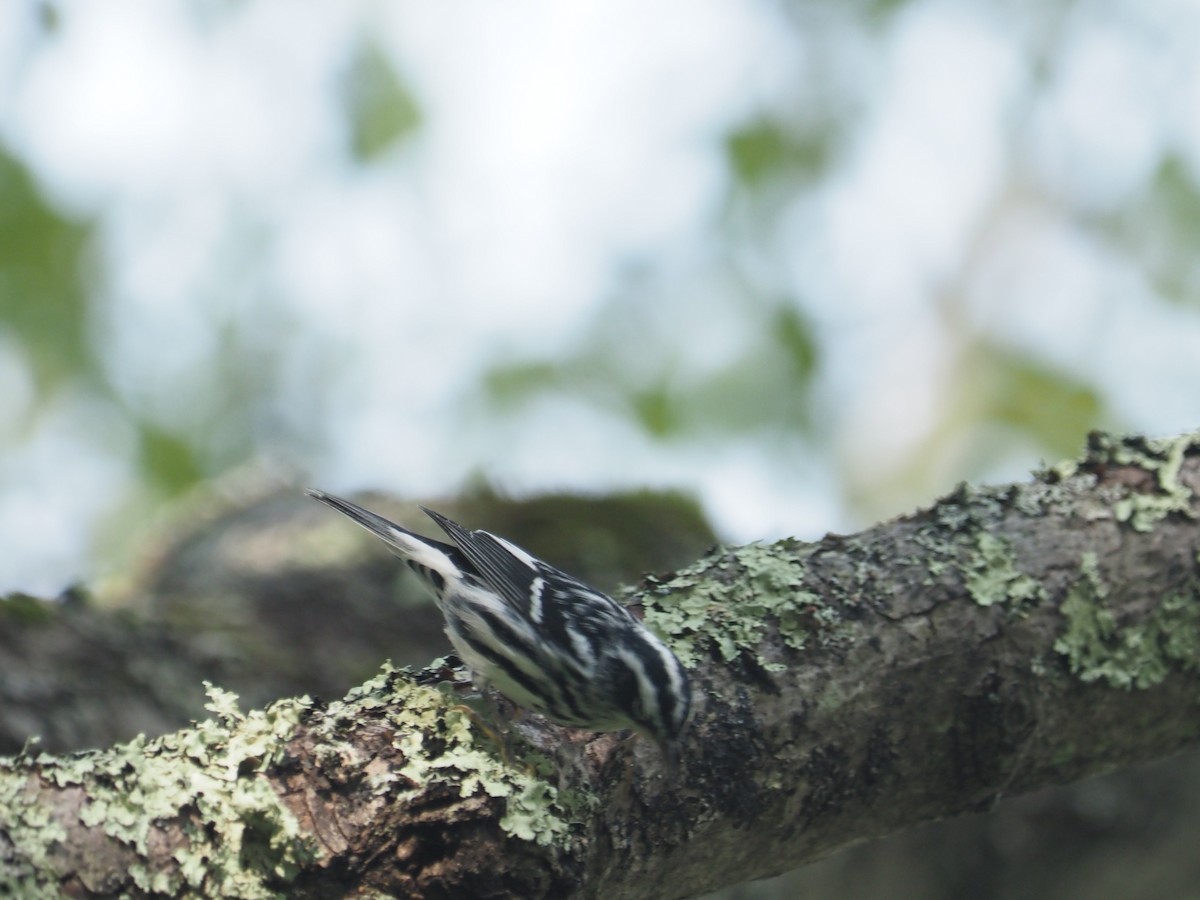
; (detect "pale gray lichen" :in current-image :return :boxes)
[0,767,69,897]
[1,684,315,898]
[311,662,580,848]
[1,668,582,895]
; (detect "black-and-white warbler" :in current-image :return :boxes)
[307,490,691,763]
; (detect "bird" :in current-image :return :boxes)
[306,490,692,764]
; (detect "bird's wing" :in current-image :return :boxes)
[421,506,570,623]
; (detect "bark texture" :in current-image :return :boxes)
[2,430,1199,899]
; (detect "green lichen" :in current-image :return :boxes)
[912,482,1056,613]
[1054,552,1200,689]
[1047,457,1079,482]
[1100,432,1197,532]
[965,532,1044,609]
[1,684,315,897]
[644,542,843,672]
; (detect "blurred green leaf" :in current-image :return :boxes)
[37,2,60,33]
[726,116,832,189]
[631,383,682,438]
[342,38,423,162]
[1131,155,1200,306]
[0,146,92,389]
[862,0,915,18]
[483,297,819,442]
[981,346,1102,458]
[1153,156,1200,236]
[485,360,564,408]
[772,304,818,382]
[139,422,205,493]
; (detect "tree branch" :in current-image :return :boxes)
[3,430,1199,898]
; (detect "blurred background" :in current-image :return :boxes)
[6,0,1200,594]
[3,1,1200,897]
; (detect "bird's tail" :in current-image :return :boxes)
[306,489,465,590]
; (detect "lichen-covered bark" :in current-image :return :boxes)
[592,430,1200,899]
[2,430,1200,899]
[0,675,583,898]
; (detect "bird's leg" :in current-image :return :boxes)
[451,693,524,767]
[428,663,519,763]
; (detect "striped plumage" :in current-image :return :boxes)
[307,490,691,762]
